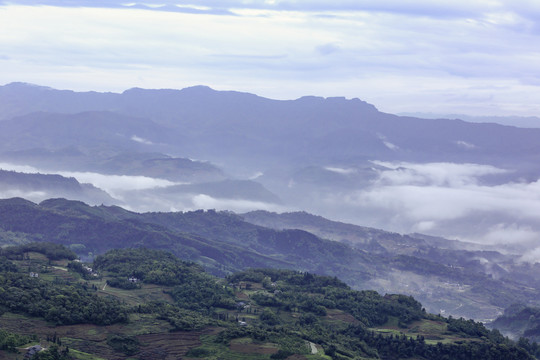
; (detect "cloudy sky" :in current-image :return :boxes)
[1,0,540,116]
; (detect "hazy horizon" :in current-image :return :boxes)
[1,1,540,118]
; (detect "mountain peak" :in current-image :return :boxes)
[2,82,53,91]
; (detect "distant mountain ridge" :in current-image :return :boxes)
[399,112,540,128]
[3,82,540,325]
[0,169,114,205]
[3,82,540,173]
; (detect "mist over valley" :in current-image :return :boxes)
[3,2,540,358]
[1,83,540,327]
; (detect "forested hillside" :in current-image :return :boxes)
[0,244,537,360]
[1,197,540,323]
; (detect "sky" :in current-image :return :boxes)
[1,1,540,116]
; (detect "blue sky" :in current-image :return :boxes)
[1,1,540,116]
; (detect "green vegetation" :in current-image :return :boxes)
[0,328,36,352]
[0,270,128,325]
[32,344,72,360]
[94,248,237,312]
[2,197,540,326]
[1,241,77,261]
[0,244,537,359]
[106,334,140,355]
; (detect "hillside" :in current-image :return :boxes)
[1,198,539,323]
[1,83,540,256]
[489,304,540,343]
[0,169,115,206]
[0,244,537,360]
[3,83,540,175]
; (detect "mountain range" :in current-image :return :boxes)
[1,82,540,330]
[1,197,539,325]
[2,82,540,238]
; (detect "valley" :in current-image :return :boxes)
[1,83,540,358]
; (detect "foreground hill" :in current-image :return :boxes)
[0,244,537,360]
[1,198,539,323]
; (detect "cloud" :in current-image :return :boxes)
[131,135,153,145]
[355,174,540,226]
[0,162,180,200]
[117,191,288,214]
[324,167,356,175]
[0,163,41,173]
[0,189,49,203]
[372,161,508,187]
[1,2,540,116]
[519,247,540,264]
[3,0,528,22]
[295,162,540,257]
[192,194,287,213]
[249,171,264,180]
[456,140,476,149]
[52,171,181,201]
[0,162,286,215]
[480,223,540,246]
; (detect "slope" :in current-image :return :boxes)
[0,244,536,360]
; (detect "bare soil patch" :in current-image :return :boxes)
[230,342,279,354]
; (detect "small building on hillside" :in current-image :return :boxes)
[24,345,43,359]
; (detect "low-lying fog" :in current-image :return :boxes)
[2,160,540,263]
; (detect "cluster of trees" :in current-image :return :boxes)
[230,269,423,327]
[137,301,215,331]
[0,268,128,325]
[225,268,536,360]
[105,276,140,289]
[93,248,203,286]
[33,344,72,360]
[106,334,140,356]
[518,337,540,359]
[447,316,491,337]
[0,244,538,359]
[95,248,237,312]
[66,260,96,280]
[0,328,36,352]
[0,242,77,261]
[341,325,532,360]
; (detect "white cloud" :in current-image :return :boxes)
[300,162,540,255]
[354,176,540,224]
[1,2,540,115]
[372,161,508,187]
[519,247,540,264]
[51,171,183,201]
[456,140,476,149]
[192,194,287,213]
[324,167,356,175]
[412,220,437,232]
[0,163,44,173]
[0,189,48,202]
[479,223,540,245]
[131,135,153,145]
[0,162,180,200]
[249,171,264,180]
